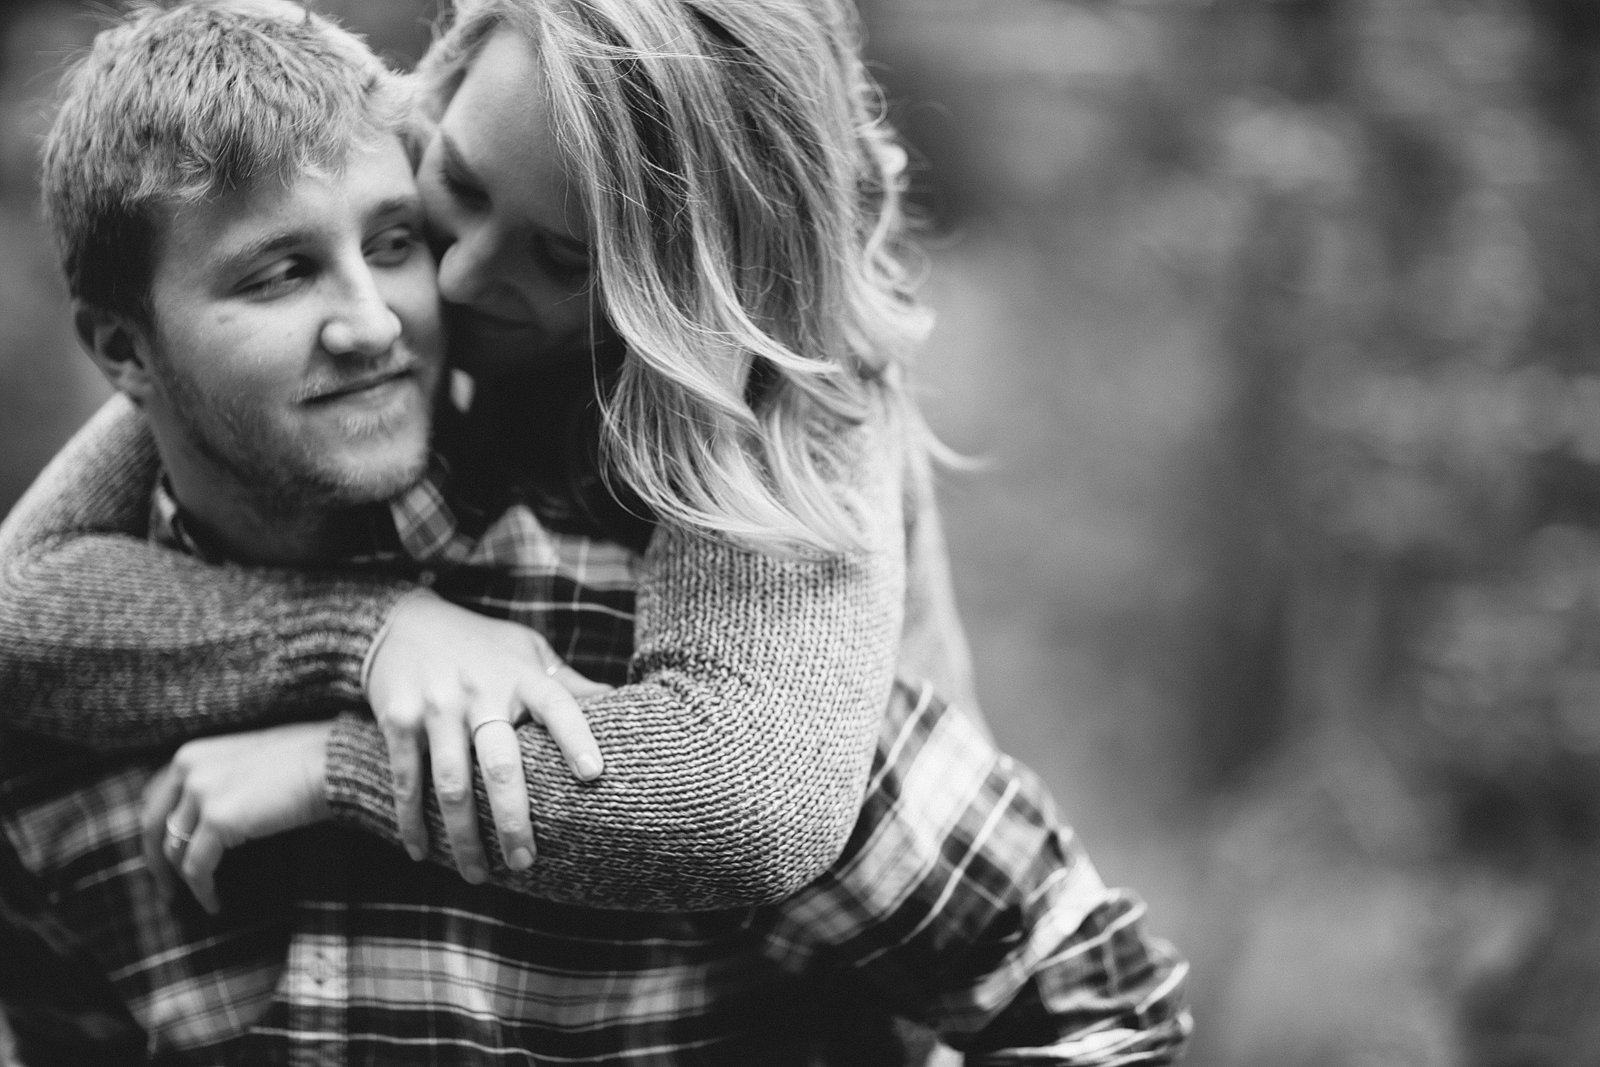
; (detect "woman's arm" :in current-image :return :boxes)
[0,397,415,747]
[3,398,905,910]
[326,422,908,911]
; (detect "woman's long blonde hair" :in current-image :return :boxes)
[420,0,934,554]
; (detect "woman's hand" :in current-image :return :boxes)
[365,591,610,884]
[142,719,335,915]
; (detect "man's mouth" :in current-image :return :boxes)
[302,366,415,404]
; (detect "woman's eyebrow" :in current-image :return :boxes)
[440,132,479,185]
[442,130,586,251]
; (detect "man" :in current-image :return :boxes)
[2,2,450,1059]
[1,3,1191,1064]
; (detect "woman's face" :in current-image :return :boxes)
[417,27,597,379]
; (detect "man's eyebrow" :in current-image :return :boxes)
[368,194,423,225]
[215,195,421,273]
[217,229,315,274]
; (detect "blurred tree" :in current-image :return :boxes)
[865,0,1600,1060]
[1213,0,1600,1061]
[0,2,108,516]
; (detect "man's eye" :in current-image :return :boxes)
[367,226,419,266]
[240,258,310,295]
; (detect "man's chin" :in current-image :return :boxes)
[266,423,433,512]
[318,443,432,507]
[302,390,436,505]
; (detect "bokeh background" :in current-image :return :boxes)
[4,0,1600,1063]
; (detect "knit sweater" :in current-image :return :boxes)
[0,395,981,911]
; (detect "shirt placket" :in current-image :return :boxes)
[278,842,352,1067]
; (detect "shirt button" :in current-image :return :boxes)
[310,953,336,985]
[418,570,436,587]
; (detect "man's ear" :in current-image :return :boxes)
[73,302,155,403]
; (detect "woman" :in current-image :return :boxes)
[0,0,979,911]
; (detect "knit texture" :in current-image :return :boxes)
[0,397,415,745]
[329,419,908,909]
[0,396,978,910]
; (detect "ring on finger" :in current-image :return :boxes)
[543,661,560,677]
[471,718,515,745]
[164,814,192,853]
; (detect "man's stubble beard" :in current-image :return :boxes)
[156,358,430,519]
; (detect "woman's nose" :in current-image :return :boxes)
[435,220,497,307]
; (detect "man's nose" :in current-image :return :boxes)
[321,271,402,356]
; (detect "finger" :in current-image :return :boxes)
[517,671,605,781]
[180,823,226,915]
[426,714,488,884]
[381,712,429,862]
[163,798,199,864]
[470,716,536,872]
[552,663,613,698]
[140,766,186,903]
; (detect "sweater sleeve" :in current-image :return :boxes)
[0,396,416,748]
[3,397,907,911]
[325,420,908,911]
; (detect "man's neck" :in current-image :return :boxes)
[163,457,353,566]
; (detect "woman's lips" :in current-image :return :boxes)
[448,305,539,337]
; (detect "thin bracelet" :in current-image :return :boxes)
[360,586,438,700]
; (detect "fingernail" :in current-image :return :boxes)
[406,844,425,862]
[576,754,603,779]
[464,865,487,884]
[509,847,533,870]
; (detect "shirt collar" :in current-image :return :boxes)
[148,465,452,570]
[149,473,231,564]
[387,449,482,568]
[146,401,559,573]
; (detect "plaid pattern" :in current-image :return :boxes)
[1,761,293,1064]
[382,453,638,675]
[157,455,638,679]
[1,459,1190,1066]
[0,744,145,1067]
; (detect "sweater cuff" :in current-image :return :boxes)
[324,711,395,834]
[284,581,421,708]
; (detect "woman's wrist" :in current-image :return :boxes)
[360,586,444,701]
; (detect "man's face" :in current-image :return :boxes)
[140,134,444,514]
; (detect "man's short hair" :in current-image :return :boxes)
[41,0,415,324]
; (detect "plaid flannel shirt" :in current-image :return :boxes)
[0,450,1190,1066]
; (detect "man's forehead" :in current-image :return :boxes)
[153,135,418,267]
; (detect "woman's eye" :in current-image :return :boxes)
[239,257,310,296]
[366,226,419,266]
[441,167,489,210]
[535,234,592,281]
